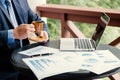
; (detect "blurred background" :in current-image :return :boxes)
[28,0,120,48]
[46,0,120,49]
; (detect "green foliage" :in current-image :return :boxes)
[74,22,96,38]
[47,0,60,4]
[47,0,120,9]
[47,19,61,40]
[46,0,120,45]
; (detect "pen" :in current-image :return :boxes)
[41,53,53,56]
[31,53,53,57]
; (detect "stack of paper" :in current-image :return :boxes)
[22,48,120,80]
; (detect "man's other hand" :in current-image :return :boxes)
[13,24,35,39]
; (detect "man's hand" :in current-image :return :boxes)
[39,31,49,42]
[29,31,49,43]
[13,24,35,39]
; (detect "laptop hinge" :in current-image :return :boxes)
[90,39,97,50]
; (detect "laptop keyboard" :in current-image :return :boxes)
[74,38,93,50]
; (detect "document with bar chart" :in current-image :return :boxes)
[22,53,79,80]
[23,50,120,80]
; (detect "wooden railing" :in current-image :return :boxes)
[36,4,120,80]
[37,4,120,46]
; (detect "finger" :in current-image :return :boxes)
[43,31,49,40]
[42,31,49,42]
[30,24,35,28]
[39,31,44,37]
[28,24,35,32]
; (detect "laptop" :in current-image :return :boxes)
[60,13,110,51]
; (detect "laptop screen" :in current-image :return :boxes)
[91,13,110,46]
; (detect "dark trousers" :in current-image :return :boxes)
[18,73,37,80]
[0,71,18,80]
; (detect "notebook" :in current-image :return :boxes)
[60,13,110,51]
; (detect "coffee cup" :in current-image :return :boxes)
[32,21,43,37]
